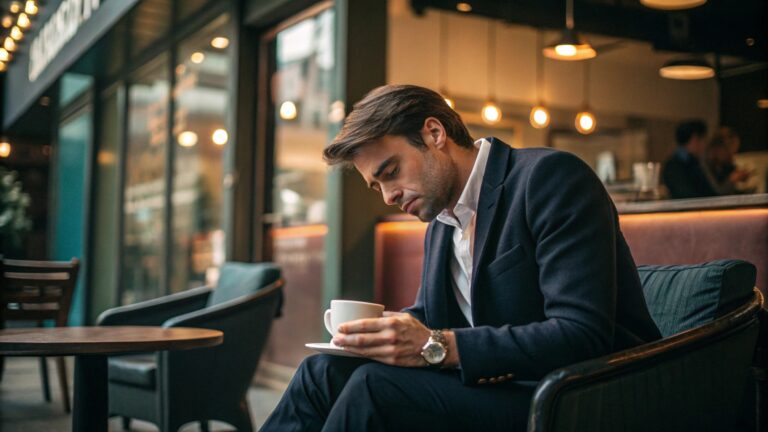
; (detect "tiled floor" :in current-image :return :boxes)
[0,357,285,431]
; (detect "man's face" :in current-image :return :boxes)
[352,134,457,222]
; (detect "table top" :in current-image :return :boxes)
[0,326,223,356]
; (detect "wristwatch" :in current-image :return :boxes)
[420,329,448,366]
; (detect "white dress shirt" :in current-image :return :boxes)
[435,138,492,326]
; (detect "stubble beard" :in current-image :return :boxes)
[415,151,457,222]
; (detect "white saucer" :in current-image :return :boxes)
[305,342,364,358]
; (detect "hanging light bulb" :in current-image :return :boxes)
[529,106,550,129]
[24,0,38,15]
[543,0,596,61]
[575,111,596,134]
[0,48,10,62]
[3,38,16,52]
[482,101,502,124]
[17,13,30,29]
[177,131,198,147]
[212,129,228,145]
[10,26,23,40]
[190,52,205,64]
[279,101,298,120]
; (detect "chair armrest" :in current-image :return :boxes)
[97,286,212,326]
[528,289,764,432]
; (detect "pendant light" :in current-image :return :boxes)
[640,0,706,10]
[530,31,550,129]
[543,0,596,61]
[659,57,714,80]
[575,61,596,134]
[481,21,501,125]
[437,12,454,109]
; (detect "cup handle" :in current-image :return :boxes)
[324,309,334,336]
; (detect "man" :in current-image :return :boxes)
[261,85,661,432]
[662,120,718,199]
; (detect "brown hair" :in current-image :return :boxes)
[323,85,474,165]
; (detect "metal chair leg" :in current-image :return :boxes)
[39,356,51,402]
[56,357,71,413]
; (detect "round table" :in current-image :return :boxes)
[0,326,223,432]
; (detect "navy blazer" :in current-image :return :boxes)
[403,138,661,385]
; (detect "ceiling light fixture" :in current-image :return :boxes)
[659,57,715,80]
[530,31,550,129]
[481,21,502,125]
[456,2,472,13]
[212,129,228,146]
[177,131,198,147]
[639,0,706,10]
[575,61,596,135]
[190,52,205,64]
[543,0,596,61]
[210,37,229,49]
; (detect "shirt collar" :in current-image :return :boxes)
[436,138,492,230]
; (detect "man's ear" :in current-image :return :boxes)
[422,117,447,149]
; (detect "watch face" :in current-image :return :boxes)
[423,342,446,364]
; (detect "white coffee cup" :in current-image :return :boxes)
[324,300,385,338]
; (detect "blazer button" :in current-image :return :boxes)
[489,377,498,383]
[477,378,488,384]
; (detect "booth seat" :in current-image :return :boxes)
[374,208,768,312]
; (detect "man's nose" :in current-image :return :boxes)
[382,186,402,206]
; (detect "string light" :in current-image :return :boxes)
[0,48,11,62]
[177,131,198,147]
[212,129,228,145]
[4,38,17,52]
[10,26,23,40]
[24,0,38,15]
[279,101,298,120]
[575,111,596,134]
[210,37,229,49]
[17,13,30,29]
[481,102,502,124]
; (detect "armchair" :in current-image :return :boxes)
[97,262,284,432]
[528,260,765,432]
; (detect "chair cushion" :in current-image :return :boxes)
[638,259,756,338]
[108,354,157,388]
[207,262,281,307]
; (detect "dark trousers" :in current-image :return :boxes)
[259,354,537,432]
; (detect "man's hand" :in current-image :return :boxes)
[332,312,432,367]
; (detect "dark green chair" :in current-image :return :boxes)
[97,262,284,432]
[528,260,765,432]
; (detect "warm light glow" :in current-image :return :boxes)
[0,61,6,72]
[757,99,768,109]
[0,141,10,158]
[10,26,23,40]
[279,101,298,120]
[24,0,38,15]
[17,13,30,29]
[3,38,16,52]
[481,102,502,124]
[639,0,706,10]
[444,97,455,109]
[0,48,11,62]
[328,100,345,123]
[190,52,205,64]
[210,36,229,49]
[543,43,596,61]
[2,16,13,28]
[212,129,228,145]
[529,106,550,129]
[9,2,21,13]
[177,131,198,147]
[659,64,715,80]
[456,2,472,12]
[272,224,329,239]
[575,111,596,134]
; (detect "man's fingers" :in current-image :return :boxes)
[333,329,396,348]
[338,317,393,334]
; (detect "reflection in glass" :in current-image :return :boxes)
[272,9,336,227]
[122,55,169,304]
[171,14,230,293]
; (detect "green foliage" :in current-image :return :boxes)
[0,167,32,253]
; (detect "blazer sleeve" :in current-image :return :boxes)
[453,151,618,383]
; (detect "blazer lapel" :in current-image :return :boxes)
[470,139,510,315]
[424,221,454,329]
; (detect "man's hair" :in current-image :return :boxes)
[323,85,474,165]
[675,120,708,146]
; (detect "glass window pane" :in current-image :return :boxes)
[171,14,231,293]
[272,9,336,227]
[123,54,169,304]
[59,73,94,107]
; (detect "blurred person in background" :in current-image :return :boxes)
[705,127,755,195]
[662,120,718,199]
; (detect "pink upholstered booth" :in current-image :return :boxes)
[374,208,768,312]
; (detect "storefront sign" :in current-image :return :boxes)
[28,0,101,81]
